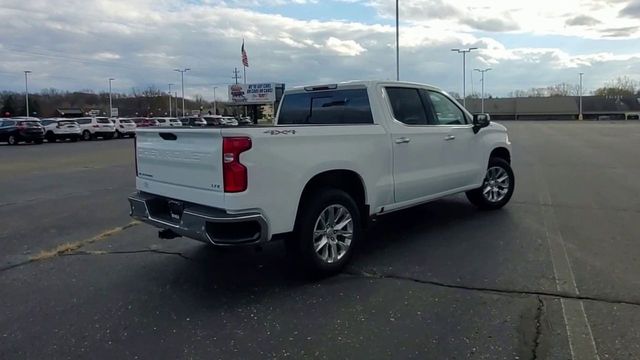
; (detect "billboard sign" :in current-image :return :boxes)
[110,108,118,117]
[229,83,277,104]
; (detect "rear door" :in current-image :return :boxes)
[135,128,225,207]
[384,86,452,203]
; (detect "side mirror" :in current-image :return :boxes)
[473,113,490,133]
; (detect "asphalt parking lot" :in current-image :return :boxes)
[1,121,640,359]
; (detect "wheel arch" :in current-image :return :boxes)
[295,169,369,227]
[489,147,511,164]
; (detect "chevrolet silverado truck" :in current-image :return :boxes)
[129,81,514,276]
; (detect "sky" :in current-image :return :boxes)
[0,0,639,100]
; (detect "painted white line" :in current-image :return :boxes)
[538,173,600,360]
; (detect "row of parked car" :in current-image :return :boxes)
[0,115,253,145]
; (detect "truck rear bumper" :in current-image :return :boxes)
[128,192,269,246]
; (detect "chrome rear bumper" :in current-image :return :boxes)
[128,192,268,246]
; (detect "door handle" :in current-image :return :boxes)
[444,135,456,141]
[394,137,411,144]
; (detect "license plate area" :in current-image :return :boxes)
[146,197,184,223]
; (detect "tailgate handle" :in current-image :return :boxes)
[159,133,177,141]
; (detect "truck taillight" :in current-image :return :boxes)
[223,137,252,193]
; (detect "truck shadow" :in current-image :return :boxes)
[149,195,513,307]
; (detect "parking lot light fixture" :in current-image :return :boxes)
[174,68,190,116]
[474,68,492,113]
[108,78,115,118]
[24,71,32,117]
[451,48,477,107]
[579,72,584,120]
[168,84,174,117]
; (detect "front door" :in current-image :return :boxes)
[384,86,452,204]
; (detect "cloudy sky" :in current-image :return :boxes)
[1,0,639,99]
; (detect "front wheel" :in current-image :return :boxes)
[466,157,515,210]
[8,135,18,145]
[82,130,92,141]
[287,188,362,277]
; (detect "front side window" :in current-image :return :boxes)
[278,88,373,125]
[386,87,431,125]
[428,92,466,125]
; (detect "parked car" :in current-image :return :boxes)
[41,118,81,142]
[221,116,239,126]
[238,117,253,125]
[155,117,182,127]
[132,118,159,127]
[129,80,515,276]
[0,118,45,145]
[201,115,224,126]
[112,118,137,138]
[180,117,206,126]
[75,117,116,140]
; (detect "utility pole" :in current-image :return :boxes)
[108,78,115,118]
[474,68,492,113]
[168,83,174,117]
[24,71,32,117]
[213,86,218,115]
[232,68,242,84]
[174,68,190,116]
[579,72,584,120]
[174,92,178,117]
[395,0,399,81]
[451,48,477,107]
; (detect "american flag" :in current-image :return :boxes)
[241,39,249,67]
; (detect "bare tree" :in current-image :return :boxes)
[594,76,638,97]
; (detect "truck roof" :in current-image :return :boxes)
[287,80,443,94]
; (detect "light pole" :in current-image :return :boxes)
[24,71,32,117]
[213,86,218,115]
[395,0,399,81]
[451,48,477,107]
[174,68,190,116]
[108,78,115,118]
[168,83,174,117]
[474,68,492,113]
[579,72,584,120]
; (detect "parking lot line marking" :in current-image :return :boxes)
[538,174,600,360]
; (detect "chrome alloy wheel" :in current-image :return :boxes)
[482,166,510,203]
[313,204,353,263]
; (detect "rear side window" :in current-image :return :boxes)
[59,120,76,126]
[386,87,432,125]
[278,89,373,125]
[77,118,90,124]
[96,118,110,124]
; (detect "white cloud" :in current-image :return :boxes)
[325,37,366,56]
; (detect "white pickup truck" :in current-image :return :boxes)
[129,81,514,276]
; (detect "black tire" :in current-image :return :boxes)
[45,131,56,143]
[34,139,43,144]
[466,157,515,210]
[8,135,18,145]
[286,188,362,277]
[82,130,92,141]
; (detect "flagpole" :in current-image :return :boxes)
[243,66,246,84]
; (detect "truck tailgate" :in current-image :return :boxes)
[135,128,225,206]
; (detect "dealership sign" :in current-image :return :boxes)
[229,83,277,104]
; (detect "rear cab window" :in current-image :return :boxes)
[278,88,373,125]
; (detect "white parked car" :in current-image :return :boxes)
[112,118,137,138]
[154,117,182,127]
[221,116,239,126]
[40,118,81,142]
[75,117,116,140]
[129,80,514,276]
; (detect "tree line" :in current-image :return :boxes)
[0,86,233,118]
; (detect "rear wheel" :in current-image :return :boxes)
[466,157,515,210]
[8,135,18,145]
[82,130,92,141]
[287,188,362,277]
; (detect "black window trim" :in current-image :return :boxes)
[383,86,472,128]
[277,87,376,126]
